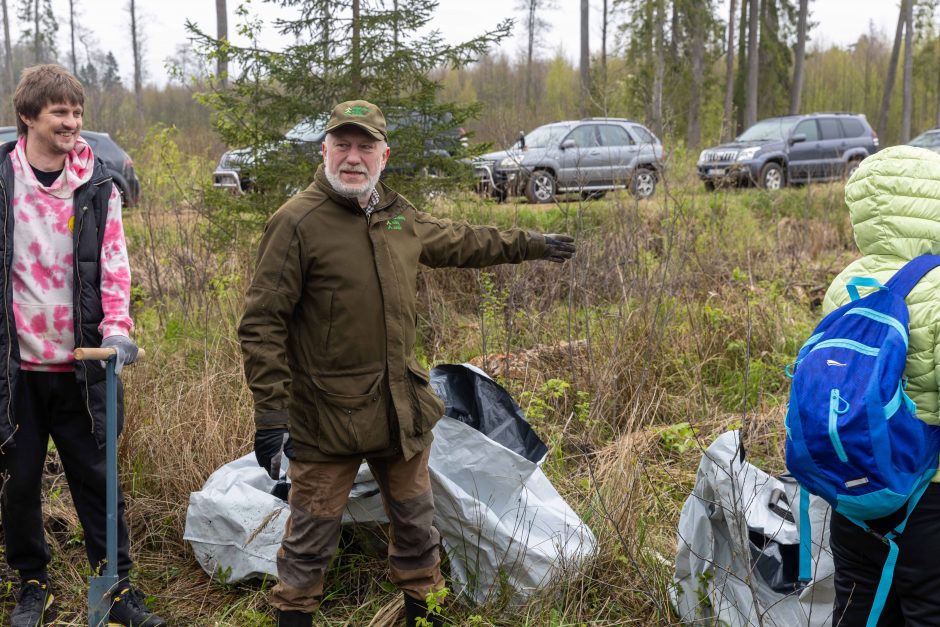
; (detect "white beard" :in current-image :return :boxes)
[324,155,382,198]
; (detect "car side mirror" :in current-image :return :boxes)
[790,133,807,145]
[518,131,526,150]
[561,139,576,150]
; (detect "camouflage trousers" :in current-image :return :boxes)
[269,447,444,612]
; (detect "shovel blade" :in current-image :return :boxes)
[88,574,118,627]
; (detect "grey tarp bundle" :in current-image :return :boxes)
[184,364,596,602]
[673,431,835,626]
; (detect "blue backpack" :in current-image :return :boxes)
[785,254,940,627]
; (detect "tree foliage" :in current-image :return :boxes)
[187,0,510,214]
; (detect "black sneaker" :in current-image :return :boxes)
[11,580,53,627]
[108,587,166,627]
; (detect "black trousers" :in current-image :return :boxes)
[0,370,131,581]
[831,482,940,626]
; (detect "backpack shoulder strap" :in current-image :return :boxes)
[884,254,940,298]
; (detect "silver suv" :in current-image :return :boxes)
[474,118,665,203]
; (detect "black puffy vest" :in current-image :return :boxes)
[0,141,120,451]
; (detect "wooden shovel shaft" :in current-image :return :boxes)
[73,347,146,361]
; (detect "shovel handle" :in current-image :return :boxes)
[73,347,146,361]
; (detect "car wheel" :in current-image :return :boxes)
[759,162,784,190]
[631,168,657,199]
[526,170,556,204]
[845,158,862,181]
[703,180,716,192]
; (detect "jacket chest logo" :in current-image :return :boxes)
[387,214,405,231]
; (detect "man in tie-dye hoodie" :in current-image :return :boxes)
[0,66,165,627]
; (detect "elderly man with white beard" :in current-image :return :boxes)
[238,99,576,627]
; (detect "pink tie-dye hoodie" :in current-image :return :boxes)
[10,134,132,371]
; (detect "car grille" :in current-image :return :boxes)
[701,150,738,163]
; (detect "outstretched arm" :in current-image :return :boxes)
[416,210,574,268]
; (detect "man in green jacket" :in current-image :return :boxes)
[238,99,575,627]
[822,145,940,625]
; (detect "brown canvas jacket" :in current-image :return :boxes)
[239,165,547,461]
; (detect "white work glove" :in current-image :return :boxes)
[101,335,139,374]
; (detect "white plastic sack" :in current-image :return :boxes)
[673,430,835,626]
[184,365,596,602]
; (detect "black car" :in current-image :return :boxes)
[0,126,140,206]
[697,113,879,191]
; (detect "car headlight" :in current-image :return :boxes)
[736,147,760,161]
[499,156,521,168]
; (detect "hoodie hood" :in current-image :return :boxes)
[11,134,95,199]
[846,145,940,260]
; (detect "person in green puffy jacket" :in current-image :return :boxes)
[822,145,940,625]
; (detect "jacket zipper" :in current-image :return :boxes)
[0,178,11,434]
[78,177,112,436]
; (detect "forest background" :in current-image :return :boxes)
[0,0,934,624]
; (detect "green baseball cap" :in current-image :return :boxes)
[324,99,387,141]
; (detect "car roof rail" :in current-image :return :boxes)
[808,111,863,117]
[581,117,633,122]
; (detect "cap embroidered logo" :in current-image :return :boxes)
[345,105,371,116]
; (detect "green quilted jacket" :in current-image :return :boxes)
[822,145,940,480]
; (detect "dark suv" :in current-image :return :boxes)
[0,126,140,206]
[697,113,879,191]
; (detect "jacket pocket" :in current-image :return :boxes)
[407,360,445,436]
[311,370,390,455]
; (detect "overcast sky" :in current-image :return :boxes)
[51,0,901,88]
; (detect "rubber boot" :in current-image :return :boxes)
[277,609,313,627]
[403,592,444,626]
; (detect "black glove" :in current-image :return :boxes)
[543,234,576,263]
[254,428,293,479]
[101,335,139,374]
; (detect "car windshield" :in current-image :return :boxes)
[285,117,327,142]
[520,124,569,149]
[736,118,799,142]
[910,132,940,148]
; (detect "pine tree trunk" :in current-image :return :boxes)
[2,0,13,94]
[744,0,759,128]
[878,1,906,141]
[789,0,808,114]
[735,0,748,132]
[601,0,608,100]
[722,0,737,141]
[351,0,361,95]
[69,0,76,74]
[216,0,228,88]
[580,0,589,115]
[687,4,704,150]
[651,0,665,137]
[526,1,535,108]
[935,39,940,128]
[32,0,39,63]
[130,0,142,114]
[901,0,913,142]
